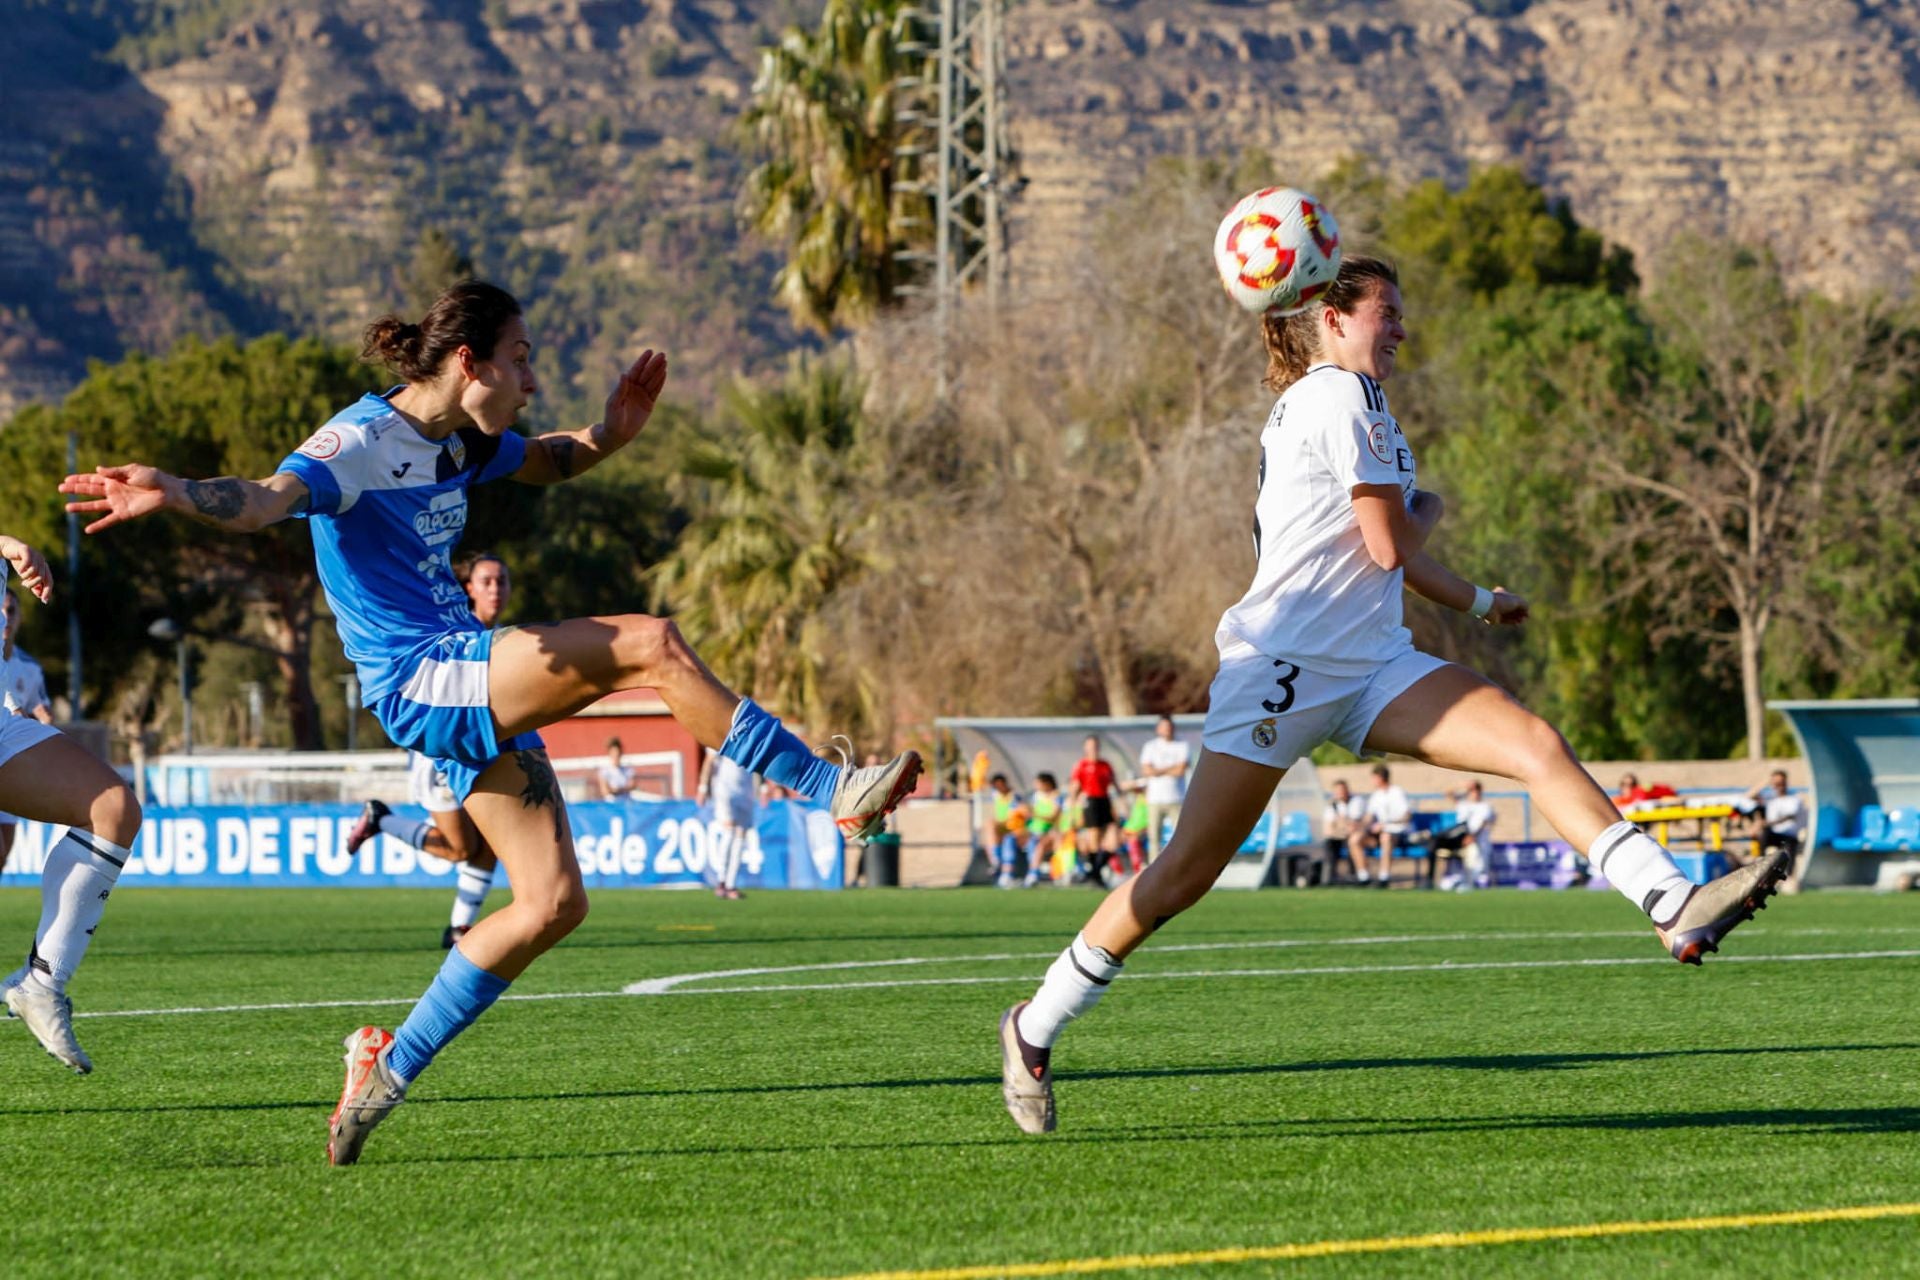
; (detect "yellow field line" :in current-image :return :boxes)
[812,1201,1920,1280]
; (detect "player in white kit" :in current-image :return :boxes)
[0,536,145,1074]
[697,750,757,899]
[997,254,1792,1134]
[0,585,56,872]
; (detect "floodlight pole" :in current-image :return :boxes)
[65,430,81,718]
[896,0,1013,397]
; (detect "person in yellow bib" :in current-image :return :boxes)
[1022,772,1064,887]
[989,774,1031,889]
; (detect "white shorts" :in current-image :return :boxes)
[1202,641,1450,769]
[408,751,461,814]
[710,790,754,829]
[0,714,61,775]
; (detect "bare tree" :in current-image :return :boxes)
[856,164,1271,718]
[1559,241,1912,757]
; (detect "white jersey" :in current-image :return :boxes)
[1216,363,1417,675]
[1762,791,1806,836]
[1138,737,1190,806]
[1366,784,1411,832]
[0,647,48,716]
[1455,799,1496,836]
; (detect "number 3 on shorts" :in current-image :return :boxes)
[1262,660,1301,715]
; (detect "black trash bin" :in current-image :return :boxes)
[864,832,902,887]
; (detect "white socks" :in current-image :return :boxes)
[29,829,129,994]
[379,811,434,851]
[450,864,494,930]
[1589,820,1693,925]
[1017,932,1122,1049]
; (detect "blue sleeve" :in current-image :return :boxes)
[276,423,365,516]
[275,454,340,518]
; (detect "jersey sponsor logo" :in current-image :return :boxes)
[1365,419,1393,464]
[412,490,468,546]
[1252,718,1278,750]
[298,429,344,461]
[391,461,412,480]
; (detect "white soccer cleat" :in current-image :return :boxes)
[6,979,92,1074]
[828,750,922,843]
[998,1001,1056,1135]
[328,1026,407,1166]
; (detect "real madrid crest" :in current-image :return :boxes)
[1252,718,1277,749]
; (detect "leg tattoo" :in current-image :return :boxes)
[515,749,565,842]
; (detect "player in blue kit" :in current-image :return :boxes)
[59,281,922,1164]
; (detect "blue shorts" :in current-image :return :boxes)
[371,629,543,805]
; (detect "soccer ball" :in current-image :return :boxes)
[1212,187,1342,317]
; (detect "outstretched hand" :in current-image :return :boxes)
[59,465,174,534]
[599,350,669,449]
[1487,587,1530,626]
[0,536,53,602]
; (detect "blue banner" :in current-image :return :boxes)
[0,800,844,890]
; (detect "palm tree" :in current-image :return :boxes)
[739,0,933,334]
[650,357,889,737]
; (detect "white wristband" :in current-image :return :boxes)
[1468,585,1494,619]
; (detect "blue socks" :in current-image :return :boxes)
[387,947,511,1083]
[718,698,842,802]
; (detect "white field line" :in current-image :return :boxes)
[67,927,1920,1020]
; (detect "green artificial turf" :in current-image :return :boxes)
[1,885,1917,1278]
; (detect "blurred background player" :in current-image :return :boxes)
[0,536,144,1074]
[985,773,1030,888]
[697,748,756,899]
[1363,763,1411,886]
[0,585,56,873]
[1319,779,1368,886]
[345,551,513,948]
[1737,769,1807,872]
[1068,736,1122,886]
[1437,779,1496,891]
[1136,715,1190,862]
[1021,772,1064,887]
[594,736,638,799]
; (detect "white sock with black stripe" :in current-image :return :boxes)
[1017,932,1123,1048]
[449,864,494,930]
[28,829,129,994]
[1588,820,1693,926]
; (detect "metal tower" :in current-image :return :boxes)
[894,0,1012,383]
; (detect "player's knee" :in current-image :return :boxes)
[90,783,141,848]
[1512,715,1576,784]
[546,885,589,938]
[612,614,687,681]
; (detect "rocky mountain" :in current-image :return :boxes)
[2,0,1916,418]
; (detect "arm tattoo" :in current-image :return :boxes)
[548,437,578,480]
[515,748,566,841]
[185,478,247,521]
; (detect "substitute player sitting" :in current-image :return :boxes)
[346,550,513,949]
[61,280,921,1164]
[997,254,1791,1135]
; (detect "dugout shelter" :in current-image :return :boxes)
[1772,698,1920,889]
[935,715,1322,888]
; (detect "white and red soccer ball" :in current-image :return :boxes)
[1212,187,1342,317]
